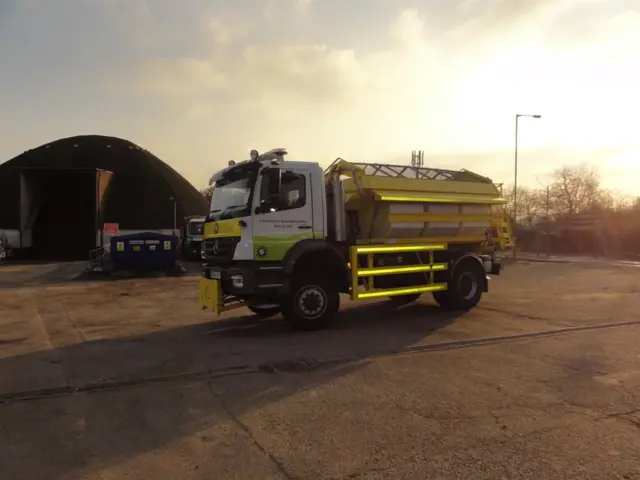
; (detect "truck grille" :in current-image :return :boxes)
[203,237,240,262]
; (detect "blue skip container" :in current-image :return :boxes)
[109,232,178,271]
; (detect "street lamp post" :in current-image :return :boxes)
[513,113,541,261]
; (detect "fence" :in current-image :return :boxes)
[516,212,640,258]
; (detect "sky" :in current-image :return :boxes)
[1,0,639,194]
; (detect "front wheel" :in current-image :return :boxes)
[433,261,485,311]
[282,277,339,331]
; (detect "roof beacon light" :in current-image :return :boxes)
[258,148,287,163]
[250,149,259,160]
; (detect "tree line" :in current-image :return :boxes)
[502,163,640,226]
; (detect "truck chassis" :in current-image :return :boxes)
[199,241,501,330]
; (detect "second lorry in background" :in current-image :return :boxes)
[199,149,513,330]
[180,216,206,260]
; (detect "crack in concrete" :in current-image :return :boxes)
[5,319,640,404]
[602,410,640,430]
[338,465,394,479]
[479,306,553,323]
[605,409,640,418]
[207,380,295,480]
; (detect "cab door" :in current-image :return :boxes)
[252,167,315,261]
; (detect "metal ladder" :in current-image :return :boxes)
[491,214,514,251]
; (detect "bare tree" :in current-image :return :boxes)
[497,162,640,256]
[503,185,544,225]
[200,186,213,202]
[547,164,603,217]
[608,190,636,212]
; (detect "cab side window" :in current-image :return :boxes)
[259,170,306,212]
[280,171,306,210]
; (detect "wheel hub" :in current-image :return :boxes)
[297,286,326,318]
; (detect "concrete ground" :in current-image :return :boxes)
[0,261,640,479]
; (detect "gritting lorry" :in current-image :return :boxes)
[198,149,513,330]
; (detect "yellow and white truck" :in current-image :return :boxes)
[199,148,512,330]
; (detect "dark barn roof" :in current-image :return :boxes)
[0,135,208,230]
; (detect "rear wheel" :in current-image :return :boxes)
[247,303,281,318]
[433,260,484,311]
[282,276,339,331]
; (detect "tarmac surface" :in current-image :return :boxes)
[1,260,639,479]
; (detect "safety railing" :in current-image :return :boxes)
[349,243,449,301]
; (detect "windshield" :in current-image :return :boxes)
[209,176,255,220]
[188,222,204,235]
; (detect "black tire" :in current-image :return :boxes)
[282,276,339,330]
[432,260,484,311]
[388,293,421,306]
[432,290,453,309]
[247,304,281,318]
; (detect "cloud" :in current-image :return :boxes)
[127,46,366,112]
[388,8,427,47]
[241,45,366,101]
[129,5,635,123]
[127,9,439,111]
[101,1,640,191]
[137,58,228,98]
[207,18,234,46]
[294,0,314,14]
[204,16,251,47]
[128,1,639,113]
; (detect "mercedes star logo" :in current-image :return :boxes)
[212,239,220,254]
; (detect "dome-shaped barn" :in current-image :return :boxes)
[0,135,208,260]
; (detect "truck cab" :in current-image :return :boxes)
[181,216,206,260]
[203,149,326,263]
[200,150,334,322]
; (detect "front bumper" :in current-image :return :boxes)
[199,263,285,314]
[188,240,202,257]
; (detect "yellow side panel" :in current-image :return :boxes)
[355,236,486,245]
[203,218,242,239]
[199,278,223,315]
[342,176,503,197]
[372,189,506,205]
[388,213,494,223]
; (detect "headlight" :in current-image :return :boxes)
[230,274,244,288]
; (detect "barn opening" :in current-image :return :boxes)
[19,167,113,260]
